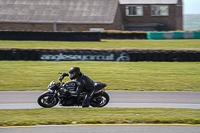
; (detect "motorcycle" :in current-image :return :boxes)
[37,73,110,108]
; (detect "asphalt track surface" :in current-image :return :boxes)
[1,91,200,132]
[1,125,200,133]
[0,91,200,109]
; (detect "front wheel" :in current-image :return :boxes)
[37,93,58,108]
[90,92,109,107]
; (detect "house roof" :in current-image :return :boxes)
[0,0,119,24]
[119,0,178,4]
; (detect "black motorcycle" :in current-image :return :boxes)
[37,74,110,108]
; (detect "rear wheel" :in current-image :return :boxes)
[37,93,58,108]
[90,92,109,107]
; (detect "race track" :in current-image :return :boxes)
[0,91,200,109]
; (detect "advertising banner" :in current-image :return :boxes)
[40,52,131,61]
[2,49,199,62]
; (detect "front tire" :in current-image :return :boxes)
[37,93,58,108]
[90,92,109,107]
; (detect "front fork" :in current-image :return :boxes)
[44,90,57,103]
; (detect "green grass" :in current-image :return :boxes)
[0,108,199,126]
[0,39,200,50]
[0,61,200,91]
[0,40,200,127]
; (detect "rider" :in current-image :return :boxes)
[60,67,95,107]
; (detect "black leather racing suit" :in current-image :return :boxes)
[61,72,95,107]
[75,73,95,107]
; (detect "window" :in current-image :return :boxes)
[126,5,143,16]
[90,28,104,31]
[151,5,169,16]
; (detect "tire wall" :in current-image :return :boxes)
[1,31,199,40]
[100,33,147,39]
[1,49,200,62]
[0,31,146,40]
[0,31,101,41]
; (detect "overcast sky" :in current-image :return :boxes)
[184,0,200,14]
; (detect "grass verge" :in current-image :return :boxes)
[0,108,199,127]
[0,39,200,50]
[0,61,200,91]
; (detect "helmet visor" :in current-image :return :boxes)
[69,73,75,79]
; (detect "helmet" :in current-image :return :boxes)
[68,67,80,79]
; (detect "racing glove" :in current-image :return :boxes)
[61,73,69,77]
[59,73,69,80]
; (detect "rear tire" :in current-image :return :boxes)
[90,92,109,107]
[37,93,58,108]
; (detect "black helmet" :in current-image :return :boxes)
[68,67,80,79]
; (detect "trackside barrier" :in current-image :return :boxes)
[184,32,194,39]
[1,31,198,40]
[100,33,147,39]
[147,32,163,39]
[0,31,101,41]
[0,49,200,62]
[147,32,200,39]
[0,31,147,40]
[194,32,200,38]
[174,32,184,39]
[163,32,174,39]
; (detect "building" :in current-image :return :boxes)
[120,0,183,31]
[0,0,182,31]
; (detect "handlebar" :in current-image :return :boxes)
[58,72,63,82]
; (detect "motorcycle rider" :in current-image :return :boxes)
[60,67,95,107]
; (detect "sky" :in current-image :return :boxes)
[184,0,200,14]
